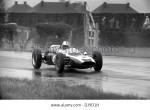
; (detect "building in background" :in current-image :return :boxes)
[7,1,32,13]
[92,2,138,13]
[28,1,79,14]
[6,1,32,24]
[0,0,5,23]
[92,2,140,30]
[6,1,83,27]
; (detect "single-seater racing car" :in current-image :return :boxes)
[32,41,103,74]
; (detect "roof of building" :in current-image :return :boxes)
[28,1,81,13]
[7,1,32,13]
[0,1,5,13]
[92,2,138,13]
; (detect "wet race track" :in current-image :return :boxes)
[0,51,150,98]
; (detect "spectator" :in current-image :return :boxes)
[115,19,120,29]
[130,18,136,29]
[101,16,107,29]
[101,17,106,26]
[109,17,115,29]
[143,16,150,29]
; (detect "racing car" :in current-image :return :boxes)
[32,41,103,74]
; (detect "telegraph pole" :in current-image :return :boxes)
[84,2,88,49]
[83,2,99,54]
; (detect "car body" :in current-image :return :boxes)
[32,45,103,74]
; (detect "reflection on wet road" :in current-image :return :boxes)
[0,51,150,98]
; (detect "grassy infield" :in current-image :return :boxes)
[0,78,142,99]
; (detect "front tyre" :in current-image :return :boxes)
[55,53,65,74]
[93,51,103,71]
[32,49,42,69]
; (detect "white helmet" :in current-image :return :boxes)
[62,41,69,49]
[62,41,69,46]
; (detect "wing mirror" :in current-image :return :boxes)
[84,51,87,56]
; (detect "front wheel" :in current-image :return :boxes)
[93,51,103,71]
[55,53,65,74]
[32,49,42,69]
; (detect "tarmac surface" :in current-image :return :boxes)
[0,51,150,98]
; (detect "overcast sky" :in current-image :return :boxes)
[5,0,150,13]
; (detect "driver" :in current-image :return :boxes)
[61,41,70,50]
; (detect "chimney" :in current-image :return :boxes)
[103,2,107,8]
[41,0,44,7]
[126,3,130,8]
[84,2,87,12]
[15,1,18,5]
[65,1,69,7]
[24,1,27,5]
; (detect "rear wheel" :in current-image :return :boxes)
[55,53,65,74]
[32,49,42,69]
[93,51,103,71]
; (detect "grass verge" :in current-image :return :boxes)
[0,78,143,99]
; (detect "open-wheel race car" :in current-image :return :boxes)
[32,41,103,74]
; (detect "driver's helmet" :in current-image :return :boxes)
[62,41,70,50]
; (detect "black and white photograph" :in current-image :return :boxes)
[0,0,150,109]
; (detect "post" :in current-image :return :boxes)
[26,30,29,40]
[68,31,72,47]
[83,2,88,49]
[93,23,99,49]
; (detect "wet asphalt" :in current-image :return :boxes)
[0,51,150,98]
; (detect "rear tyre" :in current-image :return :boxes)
[55,53,65,74]
[32,49,42,69]
[93,51,103,71]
